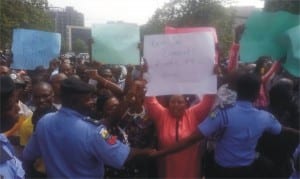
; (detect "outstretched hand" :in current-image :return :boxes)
[145,148,168,158]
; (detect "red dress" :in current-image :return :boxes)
[145,95,215,178]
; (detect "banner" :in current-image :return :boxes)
[240,11,300,62]
[144,32,217,96]
[11,29,61,70]
[92,23,140,65]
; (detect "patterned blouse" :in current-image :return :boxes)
[104,107,158,178]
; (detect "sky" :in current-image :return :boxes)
[48,0,264,27]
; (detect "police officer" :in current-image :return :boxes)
[23,77,156,178]
[156,73,300,178]
[0,75,25,178]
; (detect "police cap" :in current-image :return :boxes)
[61,77,95,94]
[0,75,15,95]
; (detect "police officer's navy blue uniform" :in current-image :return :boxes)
[23,107,130,178]
[198,101,282,168]
[0,134,25,178]
[0,76,25,178]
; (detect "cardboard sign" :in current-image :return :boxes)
[282,25,300,77]
[92,23,140,65]
[144,32,217,96]
[240,11,300,62]
[11,29,61,70]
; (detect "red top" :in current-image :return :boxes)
[227,42,240,72]
[145,95,215,178]
[255,61,281,107]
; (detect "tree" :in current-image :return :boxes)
[142,0,235,56]
[72,38,88,54]
[264,0,300,14]
[0,0,54,49]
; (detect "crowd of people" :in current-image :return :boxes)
[0,28,300,178]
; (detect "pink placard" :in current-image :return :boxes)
[165,26,218,43]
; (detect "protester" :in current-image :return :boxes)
[0,75,25,178]
[142,81,215,178]
[155,73,300,178]
[49,73,68,109]
[89,79,157,178]
[256,78,300,177]
[4,73,32,138]
[30,66,50,84]
[59,62,74,77]
[100,67,115,82]
[48,58,60,76]
[111,65,127,90]
[98,80,157,178]
[95,92,130,178]
[253,57,281,108]
[23,81,57,177]
[19,74,33,108]
[3,72,32,162]
[76,64,89,83]
[86,68,123,98]
[31,81,57,131]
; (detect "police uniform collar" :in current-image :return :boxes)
[236,100,253,107]
[59,107,100,125]
[82,116,102,126]
[60,107,86,119]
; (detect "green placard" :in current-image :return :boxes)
[240,11,300,62]
[282,25,300,77]
[92,23,140,64]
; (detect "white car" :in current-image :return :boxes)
[77,53,90,60]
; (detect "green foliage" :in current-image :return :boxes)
[142,0,235,56]
[0,0,54,49]
[72,38,88,54]
[264,0,300,14]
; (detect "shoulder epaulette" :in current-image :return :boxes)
[218,103,235,110]
[210,103,234,119]
[82,117,102,126]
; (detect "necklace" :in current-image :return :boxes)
[126,106,145,120]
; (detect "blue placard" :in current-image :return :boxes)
[11,29,61,70]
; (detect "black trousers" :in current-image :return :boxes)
[205,160,256,179]
[212,162,254,178]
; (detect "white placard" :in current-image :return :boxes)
[144,32,217,96]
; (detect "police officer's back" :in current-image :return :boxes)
[22,77,131,178]
[199,73,283,177]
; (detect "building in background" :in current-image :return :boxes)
[66,26,91,53]
[48,6,84,52]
